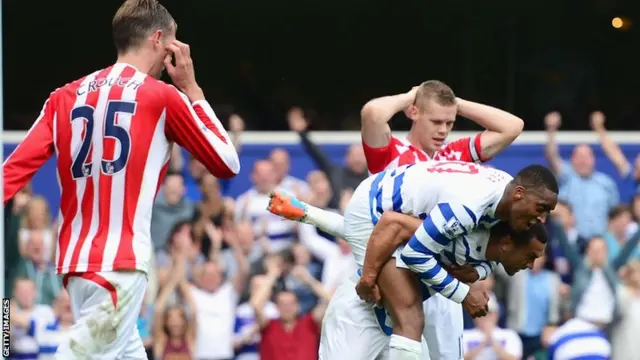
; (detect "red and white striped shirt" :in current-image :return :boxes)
[362,134,487,174]
[3,63,240,275]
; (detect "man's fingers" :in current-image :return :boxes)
[166,43,181,56]
[163,55,175,73]
[173,40,191,58]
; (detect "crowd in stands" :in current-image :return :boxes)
[5,109,640,360]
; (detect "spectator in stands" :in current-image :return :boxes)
[220,221,264,281]
[151,173,195,252]
[251,256,330,360]
[591,111,640,203]
[552,220,640,327]
[505,253,561,358]
[19,196,55,264]
[156,221,205,305]
[236,161,297,252]
[184,156,207,202]
[234,275,280,360]
[10,230,61,305]
[604,205,639,262]
[546,316,611,360]
[137,291,154,359]
[545,111,619,240]
[191,234,248,360]
[192,173,228,254]
[287,107,367,207]
[181,113,244,202]
[9,278,55,360]
[269,148,310,197]
[612,261,640,360]
[31,289,73,359]
[153,257,197,360]
[4,187,31,296]
[547,200,585,283]
[463,277,523,360]
[289,245,322,314]
[296,200,356,291]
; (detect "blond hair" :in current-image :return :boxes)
[415,80,456,110]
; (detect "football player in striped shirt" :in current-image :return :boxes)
[272,80,525,360]
[2,0,240,358]
[271,161,558,360]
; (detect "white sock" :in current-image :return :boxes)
[305,205,346,238]
[389,334,422,360]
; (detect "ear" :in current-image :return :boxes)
[150,29,164,45]
[513,185,525,201]
[408,105,419,122]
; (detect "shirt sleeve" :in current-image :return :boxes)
[361,135,399,174]
[440,134,486,162]
[557,160,575,186]
[164,86,240,179]
[399,202,479,303]
[3,97,56,204]
[474,261,498,281]
[603,175,620,210]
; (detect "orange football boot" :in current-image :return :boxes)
[267,191,307,221]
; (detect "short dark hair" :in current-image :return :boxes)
[608,204,630,221]
[514,164,559,194]
[515,222,548,245]
[112,0,174,54]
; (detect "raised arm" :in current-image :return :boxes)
[178,278,197,346]
[3,96,55,204]
[544,112,564,175]
[288,110,335,177]
[224,227,250,293]
[611,229,640,271]
[360,87,417,148]
[152,257,185,343]
[399,202,478,303]
[291,265,331,323]
[455,98,524,161]
[549,220,582,269]
[249,258,281,329]
[162,40,240,179]
[590,111,631,176]
[164,86,240,179]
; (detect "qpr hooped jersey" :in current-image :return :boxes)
[3,63,240,275]
[368,161,511,300]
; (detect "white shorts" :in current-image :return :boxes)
[319,272,390,360]
[422,294,464,360]
[55,270,148,360]
[320,271,434,359]
[343,174,464,360]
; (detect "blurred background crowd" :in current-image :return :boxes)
[5,109,640,360]
[4,1,640,360]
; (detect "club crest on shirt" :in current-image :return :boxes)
[443,218,465,238]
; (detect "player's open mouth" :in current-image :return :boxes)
[433,138,444,145]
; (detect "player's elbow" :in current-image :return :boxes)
[360,101,385,124]
[506,116,524,138]
[210,148,241,179]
